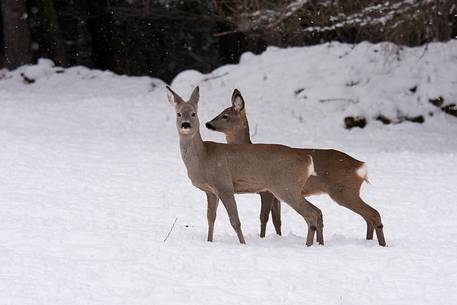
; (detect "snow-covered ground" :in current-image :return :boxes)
[1,41,457,305]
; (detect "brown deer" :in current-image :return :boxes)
[205,89,386,246]
[166,86,324,246]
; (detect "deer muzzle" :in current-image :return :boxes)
[181,122,191,129]
[205,122,216,131]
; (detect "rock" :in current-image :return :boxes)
[429,96,445,107]
[442,104,457,117]
[294,88,304,96]
[20,73,35,84]
[375,114,392,125]
[344,116,367,129]
[403,115,425,124]
[428,96,457,118]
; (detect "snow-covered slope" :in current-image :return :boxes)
[1,41,457,305]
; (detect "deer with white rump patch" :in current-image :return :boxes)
[167,86,324,246]
[205,89,386,246]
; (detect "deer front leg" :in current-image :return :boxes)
[206,192,219,242]
[270,197,282,236]
[259,192,274,238]
[218,191,246,244]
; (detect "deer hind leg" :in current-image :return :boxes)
[366,220,374,240]
[309,203,324,245]
[270,197,282,236]
[259,192,274,238]
[274,189,322,246]
[205,192,219,242]
[218,191,246,244]
[259,192,282,237]
[329,188,386,247]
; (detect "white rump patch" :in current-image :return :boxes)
[356,163,368,180]
[308,156,317,176]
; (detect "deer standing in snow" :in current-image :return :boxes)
[167,86,324,246]
[205,89,386,246]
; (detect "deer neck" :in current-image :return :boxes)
[225,113,252,144]
[179,130,206,168]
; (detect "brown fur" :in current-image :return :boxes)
[167,86,323,246]
[205,89,386,246]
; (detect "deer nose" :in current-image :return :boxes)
[181,122,191,129]
[205,122,216,130]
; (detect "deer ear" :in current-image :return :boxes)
[166,86,182,107]
[231,89,245,112]
[189,86,199,106]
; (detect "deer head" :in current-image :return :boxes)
[205,89,246,133]
[166,86,200,137]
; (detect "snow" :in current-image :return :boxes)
[1,40,457,304]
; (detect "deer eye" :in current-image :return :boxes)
[191,113,196,117]
[177,113,182,117]
[222,115,228,120]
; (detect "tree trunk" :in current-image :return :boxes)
[39,0,68,66]
[86,1,126,74]
[1,0,33,69]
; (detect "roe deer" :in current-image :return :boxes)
[204,91,282,238]
[166,86,324,246]
[205,89,386,246]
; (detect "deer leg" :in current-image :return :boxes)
[306,201,324,245]
[259,192,273,238]
[273,190,322,246]
[375,224,386,247]
[205,192,219,242]
[309,203,324,245]
[299,197,324,245]
[329,190,386,247]
[366,220,374,240]
[270,197,282,236]
[298,198,322,247]
[218,191,246,244]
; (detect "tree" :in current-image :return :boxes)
[39,0,68,66]
[1,0,33,69]
[86,0,126,74]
